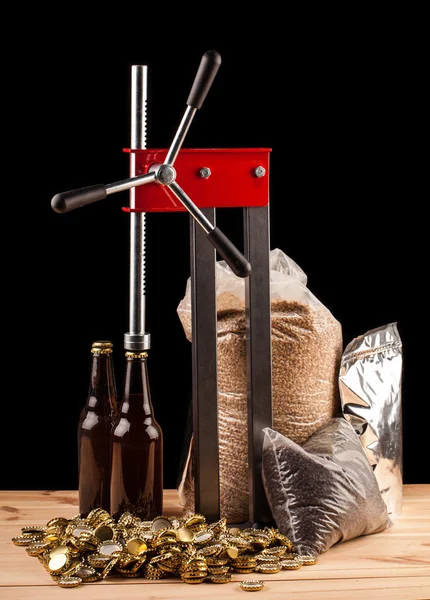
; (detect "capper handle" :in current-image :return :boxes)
[51,184,107,213]
[187,50,222,110]
[207,227,251,278]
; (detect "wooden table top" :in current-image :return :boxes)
[1,485,429,599]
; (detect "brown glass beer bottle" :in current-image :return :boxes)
[110,351,163,520]
[77,341,119,516]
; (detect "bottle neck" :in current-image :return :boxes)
[86,352,117,412]
[121,352,154,418]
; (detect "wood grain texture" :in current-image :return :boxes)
[1,486,429,599]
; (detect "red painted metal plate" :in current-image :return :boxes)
[122,148,271,212]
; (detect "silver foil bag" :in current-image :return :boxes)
[339,322,403,520]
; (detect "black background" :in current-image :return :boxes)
[4,15,426,492]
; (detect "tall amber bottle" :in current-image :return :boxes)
[110,351,163,520]
[77,341,119,516]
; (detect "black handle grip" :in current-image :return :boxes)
[51,184,107,213]
[187,50,222,110]
[207,227,251,278]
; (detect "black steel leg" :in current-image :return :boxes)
[243,204,273,526]
[190,208,220,522]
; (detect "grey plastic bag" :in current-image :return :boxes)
[262,418,392,555]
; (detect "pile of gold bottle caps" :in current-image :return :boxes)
[12,510,317,590]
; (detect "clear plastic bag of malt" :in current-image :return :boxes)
[177,248,343,523]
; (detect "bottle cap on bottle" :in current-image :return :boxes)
[91,341,113,355]
[125,351,148,360]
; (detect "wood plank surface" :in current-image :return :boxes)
[3,578,430,600]
[1,486,429,599]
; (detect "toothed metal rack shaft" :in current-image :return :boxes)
[124,65,151,351]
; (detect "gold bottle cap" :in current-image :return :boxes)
[117,553,138,569]
[225,546,239,559]
[44,533,60,543]
[125,563,145,576]
[71,524,93,537]
[262,527,277,544]
[12,536,35,546]
[126,537,148,556]
[233,566,255,574]
[227,535,250,549]
[281,559,302,570]
[49,545,70,559]
[199,543,223,557]
[151,516,172,532]
[208,573,232,583]
[75,565,98,581]
[77,530,100,545]
[156,555,179,573]
[21,526,46,536]
[169,517,181,529]
[154,535,178,548]
[46,517,69,528]
[296,554,318,565]
[274,531,293,548]
[156,527,177,540]
[232,556,258,566]
[101,556,119,579]
[117,512,135,528]
[116,565,139,576]
[240,580,265,592]
[184,514,206,527]
[48,552,69,572]
[86,508,105,522]
[207,565,229,575]
[182,577,206,584]
[208,518,227,533]
[149,553,172,566]
[194,530,214,544]
[143,565,164,580]
[57,576,82,588]
[162,545,182,555]
[98,540,123,556]
[26,542,50,556]
[95,524,115,541]
[242,527,267,537]
[184,559,207,571]
[262,546,287,556]
[206,557,228,566]
[175,527,195,543]
[181,569,208,578]
[125,351,148,359]
[61,559,83,578]
[257,554,280,563]
[256,563,280,574]
[91,341,113,354]
[139,520,153,529]
[228,526,241,535]
[87,553,111,568]
[130,554,147,570]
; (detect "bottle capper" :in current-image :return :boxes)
[52,51,273,527]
